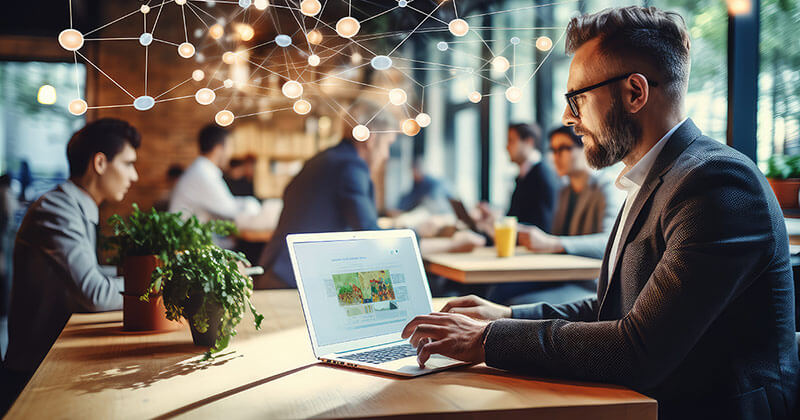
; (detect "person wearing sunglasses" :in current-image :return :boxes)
[403,6,798,420]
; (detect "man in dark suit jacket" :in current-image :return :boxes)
[505,123,560,232]
[402,6,798,420]
[257,101,396,288]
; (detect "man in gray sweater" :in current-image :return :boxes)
[1,118,140,413]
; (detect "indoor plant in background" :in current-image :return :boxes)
[765,154,800,211]
[106,204,236,331]
[147,245,264,354]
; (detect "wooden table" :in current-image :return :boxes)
[423,246,603,284]
[7,290,655,419]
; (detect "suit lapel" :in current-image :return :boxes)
[597,119,703,315]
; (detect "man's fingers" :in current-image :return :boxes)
[440,295,479,313]
[408,324,448,348]
[447,306,479,318]
[417,339,450,368]
[401,314,449,338]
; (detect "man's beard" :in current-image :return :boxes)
[579,91,642,169]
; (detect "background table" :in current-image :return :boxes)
[7,290,655,419]
[423,246,603,284]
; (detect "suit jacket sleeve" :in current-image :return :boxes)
[560,176,625,259]
[337,162,379,230]
[484,156,777,390]
[28,196,123,312]
[510,297,598,321]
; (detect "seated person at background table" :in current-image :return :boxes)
[478,123,560,234]
[224,154,257,197]
[152,163,183,212]
[2,119,140,410]
[488,125,624,305]
[257,100,396,288]
[519,125,623,259]
[169,125,271,232]
[397,157,451,214]
[402,7,798,420]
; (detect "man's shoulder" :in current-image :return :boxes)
[18,184,83,236]
[671,135,758,181]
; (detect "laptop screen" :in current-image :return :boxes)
[292,234,432,348]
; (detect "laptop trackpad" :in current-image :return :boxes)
[382,355,464,374]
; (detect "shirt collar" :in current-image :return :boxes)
[62,180,99,225]
[616,118,688,192]
[519,149,542,179]
[197,156,223,177]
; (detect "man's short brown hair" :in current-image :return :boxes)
[566,6,691,99]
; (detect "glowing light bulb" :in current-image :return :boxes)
[58,29,84,51]
[535,36,553,51]
[510,36,520,45]
[401,119,421,136]
[492,56,510,73]
[370,55,392,70]
[306,30,323,45]
[336,17,360,38]
[282,80,303,99]
[275,34,292,47]
[351,51,362,64]
[140,5,150,14]
[192,69,205,81]
[448,19,469,37]
[133,96,155,111]
[388,88,407,106]
[727,0,752,15]
[352,125,370,141]
[300,0,321,16]
[37,85,56,105]
[223,79,234,88]
[237,24,254,41]
[216,110,235,126]
[293,99,312,115]
[415,113,431,128]
[468,91,482,103]
[308,54,320,66]
[505,86,522,103]
[195,88,216,105]
[437,41,448,51]
[222,51,236,64]
[175,0,186,5]
[254,0,269,10]
[239,0,252,8]
[68,99,87,115]
[139,33,153,47]
[178,42,195,58]
[209,24,224,40]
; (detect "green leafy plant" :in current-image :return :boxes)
[765,155,800,179]
[106,203,236,267]
[150,246,264,354]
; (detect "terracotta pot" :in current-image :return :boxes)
[121,255,181,332]
[185,293,224,348]
[767,178,800,210]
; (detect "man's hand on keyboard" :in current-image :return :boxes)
[401,312,489,368]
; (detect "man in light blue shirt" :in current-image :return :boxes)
[1,119,140,413]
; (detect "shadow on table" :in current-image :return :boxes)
[64,342,242,394]
[151,362,320,419]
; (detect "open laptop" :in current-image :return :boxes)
[287,229,468,377]
[449,198,480,232]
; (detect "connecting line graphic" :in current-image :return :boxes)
[60,0,571,134]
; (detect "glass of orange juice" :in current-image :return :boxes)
[494,216,517,257]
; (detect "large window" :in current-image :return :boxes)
[757,0,800,166]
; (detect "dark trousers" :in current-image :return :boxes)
[0,365,32,416]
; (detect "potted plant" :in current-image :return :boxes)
[106,204,236,331]
[765,154,800,210]
[147,245,264,354]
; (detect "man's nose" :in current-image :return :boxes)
[562,104,578,127]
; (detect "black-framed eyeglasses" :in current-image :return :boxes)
[550,145,577,155]
[564,73,659,118]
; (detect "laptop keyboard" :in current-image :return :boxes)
[339,343,417,364]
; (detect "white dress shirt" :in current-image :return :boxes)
[607,118,688,280]
[169,156,273,230]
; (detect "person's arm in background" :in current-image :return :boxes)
[25,196,122,312]
[180,166,264,229]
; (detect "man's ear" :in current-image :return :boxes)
[92,152,108,175]
[624,73,650,114]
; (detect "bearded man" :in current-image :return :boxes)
[401,6,799,420]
